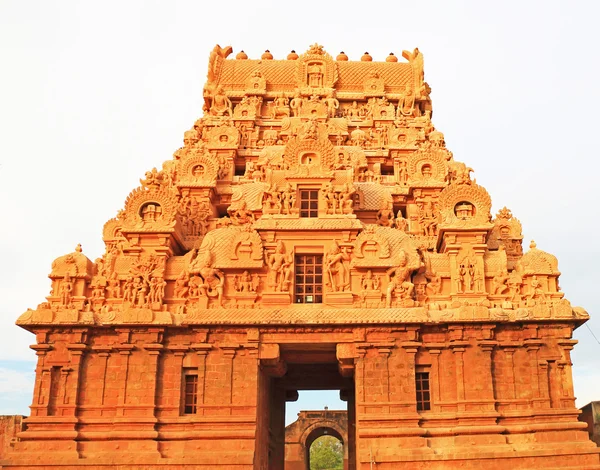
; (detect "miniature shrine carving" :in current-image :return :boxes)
[10,43,598,470]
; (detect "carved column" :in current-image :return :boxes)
[500,345,517,402]
[92,346,112,407]
[400,341,420,411]
[558,339,577,408]
[221,344,239,409]
[427,345,443,412]
[62,341,87,416]
[478,340,497,409]
[30,343,52,416]
[538,361,551,408]
[450,342,468,412]
[144,337,164,417]
[191,343,212,416]
[525,339,544,409]
[114,330,134,418]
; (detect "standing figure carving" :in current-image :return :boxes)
[385,250,415,307]
[190,251,225,307]
[324,242,350,292]
[59,273,74,307]
[265,241,293,293]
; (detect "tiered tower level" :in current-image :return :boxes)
[8,45,599,470]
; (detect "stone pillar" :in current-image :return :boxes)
[558,339,577,409]
[194,345,210,415]
[221,344,238,411]
[30,343,52,416]
[525,339,544,408]
[450,342,468,412]
[427,346,442,412]
[92,346,111,406]
[478,340,497,405]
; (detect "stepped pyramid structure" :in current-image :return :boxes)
[6,44,599,469]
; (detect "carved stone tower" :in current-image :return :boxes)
[6,44,599,469]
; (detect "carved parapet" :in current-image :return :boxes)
[176,148,220,187]
[206,124,240,149]
[406,146,448,187]
[352,225,420,269]
[191,225,263,269]
[437,182,493,231]
[120,187,177,233]
[294,44,338,96]
[283,133,336,171]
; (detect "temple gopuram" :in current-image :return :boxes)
[5,44,600,469]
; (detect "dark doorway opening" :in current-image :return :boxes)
[258,343,356,470]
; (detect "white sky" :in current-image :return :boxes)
[0,1,599,422]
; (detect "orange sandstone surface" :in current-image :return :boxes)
[3,44,599,469]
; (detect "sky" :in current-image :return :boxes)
[0,0,599,425]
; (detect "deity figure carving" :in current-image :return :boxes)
[233,271,260,293]
[59,273,74,307]
[385,250,415,307]
[507,269,523,303]
[228,200,254,225]
[321,183,338,215]
[281,183,297,215]
[359,270,381,307]
[397,86,415,117]
[189,251,225,307]
[265,241,293,292]
[148,275,166,304]
[397,159,409,185]
[338,184,355,214]
[376,200,395,227]
[425,272,442,296]
[263,184,283,214]
[324,93,339,118]
[174,271,190,298]
[324,242,351,292]
[307,62,324,88]
[290,91,303,117]
[417,198,439,236]
[301,117,319,140]
[91,273,107,300]
[456,258,475,293]
[209,86,233,117]
[528,275,547,303]
[395,210,408,231]
[346,101,362,120]
[270,93,290,119]
[492,269,509,295]
[106,272,121,299]
[123,276,135,303]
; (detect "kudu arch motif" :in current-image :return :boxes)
[10,44,598,470]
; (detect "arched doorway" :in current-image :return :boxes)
[306,426,346,470]
[285,412,349,470]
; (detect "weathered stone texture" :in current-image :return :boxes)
[4,44,599,469]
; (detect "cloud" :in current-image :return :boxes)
[0,366,34,415]
[573,365,600,409]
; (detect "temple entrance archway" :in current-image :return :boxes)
[257,342,356,470]
[285,411,348,470]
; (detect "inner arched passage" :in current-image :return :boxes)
[306,426,345,470]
